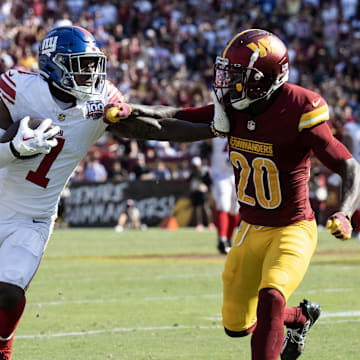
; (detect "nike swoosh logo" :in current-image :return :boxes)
[312,98,321,107]
[8,71,14,77]
[22,136,35,141]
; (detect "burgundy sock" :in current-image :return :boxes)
[251,288,285,360]
[0,296,26,340]
[283,305,307,329]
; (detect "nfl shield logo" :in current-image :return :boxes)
[58,113,66,121]
[247,120,256,131]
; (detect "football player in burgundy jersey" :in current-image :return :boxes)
[128,29,360,360]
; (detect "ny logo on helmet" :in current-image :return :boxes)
[41,36,58,57]
[246,38,273,58]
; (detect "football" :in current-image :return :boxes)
[0,117,55,159]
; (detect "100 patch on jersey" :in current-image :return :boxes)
[86,100,104,120]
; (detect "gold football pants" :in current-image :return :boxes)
[222,219,317,332]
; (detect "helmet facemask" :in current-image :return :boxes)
[53,52,106,101]
[214,52,289,110]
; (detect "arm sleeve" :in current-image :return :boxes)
[302,121,352,173]
[105,80,125,103]
[176,104,214,124]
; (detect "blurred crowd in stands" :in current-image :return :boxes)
[0,0,360,224]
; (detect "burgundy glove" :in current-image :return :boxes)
[326,212,352,241]
[103,103,132,124]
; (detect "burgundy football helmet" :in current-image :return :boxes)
[214,29,289,110]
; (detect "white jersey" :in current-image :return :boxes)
[211,137,239,213]
[0,69,124,219]
[211,137,233,178]
[343,122,360,163]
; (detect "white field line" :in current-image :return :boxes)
[321,310,360,318]
[31,272,221,286]
[27,288,352,307]
[28,294,220,307]
[204,311,360,322]
[17,325,222,339]
[306,288,352,294]
[16,310,360,340]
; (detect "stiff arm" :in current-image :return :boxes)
[107,104,214,142]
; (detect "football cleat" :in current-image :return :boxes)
[0,352,9,360]
[0,335,13,360]
[281,299,321,359]
[225,239,232,252]
[217,237,230,255]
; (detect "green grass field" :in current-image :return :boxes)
[13,227,360,360]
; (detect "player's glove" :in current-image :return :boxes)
[210,90,230,138]
[11,117,59,158]
[103,102,132,124]
[326,212,352,241]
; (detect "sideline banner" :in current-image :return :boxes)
[64,180,192,227]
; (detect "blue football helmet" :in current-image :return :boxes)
[38,26,106,100]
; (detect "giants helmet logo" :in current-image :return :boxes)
[41,36,58,57]
[86,100,104,120]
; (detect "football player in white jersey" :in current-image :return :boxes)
[0,25,213,360]
[0,25,135,360]
[343,121,360,239]
[211,137,240,254]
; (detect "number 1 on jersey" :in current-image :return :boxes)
[26,138,65,188]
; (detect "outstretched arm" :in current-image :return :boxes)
[108,115,214,142]
[106,103,215,142]
[129,104,180,119]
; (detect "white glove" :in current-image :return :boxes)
[11,117,60,158]
[211,90,230,137]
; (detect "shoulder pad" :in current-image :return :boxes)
[298,94,329,132]
[0,69,38,106]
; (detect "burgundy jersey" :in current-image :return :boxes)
[178,83,352,226]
